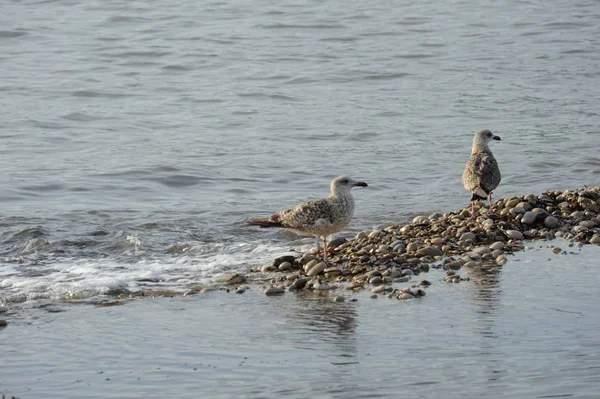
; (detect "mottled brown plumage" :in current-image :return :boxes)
[462,129,502,208]
[248,176,368,261]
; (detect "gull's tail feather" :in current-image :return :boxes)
[248,217,284,228]
[470,193,487,201]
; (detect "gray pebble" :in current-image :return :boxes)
[289,278,309,290]
[489,241,505,250]
[278,262,292,271]
[544,216,559,229]
[505,230,523,240]
[265,287,285,296]
[521,211,537,225]
[369,276,383,285]
[303,259,319,273]
[306,262,327,276]
[580,220,596,229]
[460,232,476,242]
[371,285,386,294]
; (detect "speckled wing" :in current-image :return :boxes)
[462,151,501,196]
[478,152,501,194]
[276,198,336,231]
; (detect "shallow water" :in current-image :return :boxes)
[2,242,600,398]
[1,1,600,302]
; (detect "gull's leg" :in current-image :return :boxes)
[488,193,493,209]
[322,236,328,263]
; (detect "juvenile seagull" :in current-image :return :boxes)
[248,176,368,262]
[462,129,502,211]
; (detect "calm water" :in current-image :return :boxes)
[2,244,600,398]
[1,0,599,301]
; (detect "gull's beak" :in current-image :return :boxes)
[493,135,501,141]
[355,181,368,187]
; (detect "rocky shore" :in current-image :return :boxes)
[230,186,600,301]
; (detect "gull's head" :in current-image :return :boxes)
[331,176,368,195]
[473,129,501,148]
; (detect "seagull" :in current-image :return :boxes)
[248,176,368,262]
[462,129,502,212]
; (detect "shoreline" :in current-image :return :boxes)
[239,185,599,299]
[0,186,598,319]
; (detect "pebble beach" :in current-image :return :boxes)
[226,186,600,301]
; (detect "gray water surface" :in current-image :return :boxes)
[2,243,600,398]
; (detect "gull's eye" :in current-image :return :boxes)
[340,178,349,184]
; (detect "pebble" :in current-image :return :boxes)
[505,198,520,208]
[505,230,523,240]
[444,261,462,270]
[413,216,429,224]
[543,216,559,229]
[226,274,246,285]
[402,269,414,276]
[0,320,8,327]
[489,241,505,250]
[424,246,443,257]
[552,247,562,254]
[261,264,276,272]
[460,232,476,242]
[356,231,369,240]
[370,294,378,299]
[304,259,319,273]
[580,220,596,229]
[369,276,383,285]
[397,293,413,300]
[264,287,285,296]
[463,261,481,269]
[517,201,533,211]
[496,255,508,265]
[430,237,445,245]
[393,276,411,283]
[332,296,345,303]
[273,255,296,267]
[183,289,198,296]
[234,287,247,294]
[521,211,537,225]
[289,278,309,290]
[299,254,316,265]
[329,237,347,248]
[590,235,600,245]
[471,246,491,255]
[306,262,327,276]
[371,285,386,294]
[346,281,362,290]
[278,262,292,271]
[406,242,419,252]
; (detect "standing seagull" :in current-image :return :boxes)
[462,129,502,211]
[248,176,368,262]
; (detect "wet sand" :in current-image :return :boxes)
[2,240,600,399]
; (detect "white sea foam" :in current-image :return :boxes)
[0,241,295,305]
